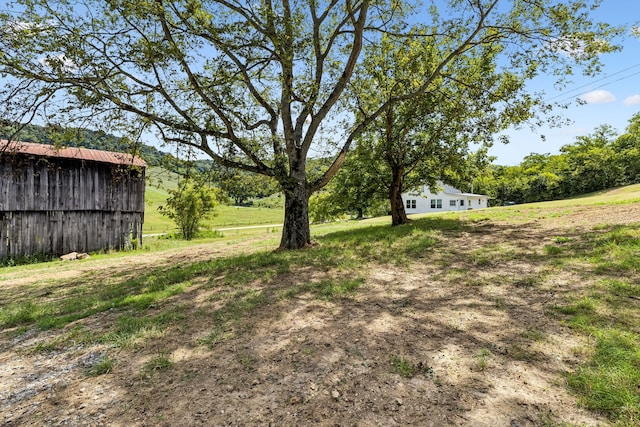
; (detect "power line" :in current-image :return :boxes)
[551,69,640,105]
[544,63,640,104]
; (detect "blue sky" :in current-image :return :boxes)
[6,1,633,167]
[489,1,640,165]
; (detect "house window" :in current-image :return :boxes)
[430,199,436,209]
[431,199,442,209]
[449,200,457,207]
[478,199,482,205]
[406,199,416,209]
[460,199,465,207]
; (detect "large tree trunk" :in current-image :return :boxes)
[389,166,409,226]
[279,178,312,250]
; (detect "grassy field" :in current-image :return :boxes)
[0,184,638,426]
[143,167,284,235]
[144,187,284,235]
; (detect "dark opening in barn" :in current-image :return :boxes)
[0,140,146,259]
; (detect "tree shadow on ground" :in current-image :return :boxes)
[3,215,635,425]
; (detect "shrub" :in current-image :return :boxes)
[158,178,219,240]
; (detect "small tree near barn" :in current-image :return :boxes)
[158,178,218,240]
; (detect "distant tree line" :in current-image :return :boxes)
[0,121,281,206]
[4,112,638,213]
[473,113,640,205]
[0,120,168,166]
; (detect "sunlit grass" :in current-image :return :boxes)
[143,166,284,234]
[551,224,640,425]
[1,182,639,424]
[100,308,186,349]
[567,329,640,425]
[0,268,190,330]
[524,183,640,208]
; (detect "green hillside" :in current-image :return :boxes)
[143,166,284,235]
[525,183,640,207]
[0,121,169,166]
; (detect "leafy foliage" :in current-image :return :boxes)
[309,144,388,222]
[348,27,519,224]
[474,115,640,205]
[0,0,621,248]
[158,178,219,240]
[212,167,278,206]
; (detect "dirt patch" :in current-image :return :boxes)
[1,203,638,426]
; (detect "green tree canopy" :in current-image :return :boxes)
[0,0,621,248]
[309,143,388,222]
[612,112,640,183]
[349,27,539,224]
[473,113,640,205]
[213,167,278,206]
[560,125,620,194]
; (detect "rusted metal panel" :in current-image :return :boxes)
[0,140,147,167]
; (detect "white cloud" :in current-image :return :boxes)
[549,36,612,59]
[623,94,640,106]
[579,90,616,104]
[37,54,76,72]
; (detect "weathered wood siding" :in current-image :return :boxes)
[0,155,145,259]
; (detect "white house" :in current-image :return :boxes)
[402,182,489,214]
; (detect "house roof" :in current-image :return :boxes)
[457,192,488,198]
[441,183,462,194]
[429,181,488,198]
[0,140,147,167]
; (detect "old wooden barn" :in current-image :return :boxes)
[0,140,146,259]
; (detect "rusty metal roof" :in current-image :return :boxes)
[0,140,147,167]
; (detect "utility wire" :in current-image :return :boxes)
[550,69,640,105]
[544,62,640,102]
[545,63,640,102]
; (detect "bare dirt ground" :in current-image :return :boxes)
[1,203,638,426]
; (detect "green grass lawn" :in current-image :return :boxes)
[210,205,284,228]
[524,183,640,207]
[1,183,639,425]
[144,188,284,235]
[142,183,640,425]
